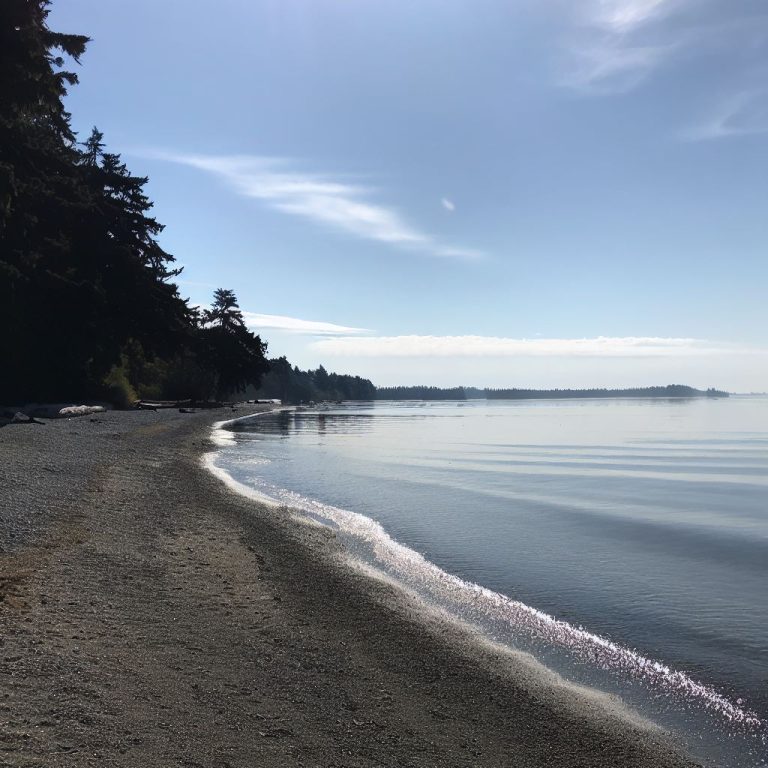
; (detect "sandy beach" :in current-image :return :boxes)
[0,407,698,767]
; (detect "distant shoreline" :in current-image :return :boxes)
[376,384,729,401]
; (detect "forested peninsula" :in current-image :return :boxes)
[376,385,729,400]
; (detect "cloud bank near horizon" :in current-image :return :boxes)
[311,335,764,358]
[149,152,483,261]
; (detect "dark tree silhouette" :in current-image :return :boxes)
[196,289,270,401]
[0,2,348,407]
[0,4,192,403]
[76,127,189,362]
[249,358,375,403]
[376,385,728,400]
[1,1,90,401]
[204,289,243,331]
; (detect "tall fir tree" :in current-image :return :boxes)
[1,2,271,405]
[0,4,189,402]
[198,289,269,401]
[0,1,91,401]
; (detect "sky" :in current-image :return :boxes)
[51,0,768,390]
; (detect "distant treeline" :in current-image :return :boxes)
[376,386,470,400]
[376,385,729,400]
[244,361,376,404]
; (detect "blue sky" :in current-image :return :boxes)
[52,0,768,389]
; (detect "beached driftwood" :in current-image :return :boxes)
[57,405,105,418]
[10,404,107,419]
[135,399,237,411]
[1,404,106,426]
[135,399,192,411]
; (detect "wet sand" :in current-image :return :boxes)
[0,407,698,767]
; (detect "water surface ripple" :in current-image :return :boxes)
[215,398,768,767]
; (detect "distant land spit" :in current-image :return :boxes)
[375,385,728,401]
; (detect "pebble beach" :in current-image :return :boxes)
[0,407,698,767]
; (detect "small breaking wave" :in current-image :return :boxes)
[265,484,763,730]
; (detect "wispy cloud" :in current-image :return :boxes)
[243,312,370,337]
[560,0,768,105]
[563,42,672,94]
[150,152,483,260]
[562,0,682,93]
[312,335,763,358]
[591,0,674,33]
[441,197,456,212]
[685,89,768,140]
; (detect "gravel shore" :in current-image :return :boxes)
[0,408,698,767]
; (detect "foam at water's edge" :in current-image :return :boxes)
[276,488,764,730]
[202,450,279,507]
[203,412,293,506]
[345,556,667,736]
[204,413,767,750]
[202,423,665,737]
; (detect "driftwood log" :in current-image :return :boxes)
[135,400,193,411]
[135,400,231,411]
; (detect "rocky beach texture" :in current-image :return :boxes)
[0,407,698,767]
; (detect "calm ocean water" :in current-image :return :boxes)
[214,397,768,767]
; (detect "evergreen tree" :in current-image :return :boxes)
[0,0,90,401]
[249,358,375,403]
[0,4,189,403]
[76,128,190,365]
[197,289,270,401]
[1,3,272,406]
[204,289,243,330]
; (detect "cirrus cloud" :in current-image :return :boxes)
[243,312,370,337]
[560,0,682,93]
[147,152,483,261]
[685,88,768,140]
[592,0,675,33]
